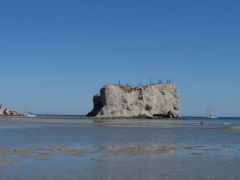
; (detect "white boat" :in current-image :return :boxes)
[208,114,218,119]
[23,102,37,117]
[26,112,37,117]
[206,102,218,119]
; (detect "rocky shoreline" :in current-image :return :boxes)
[0,83,181,119]
[0,105,21,116]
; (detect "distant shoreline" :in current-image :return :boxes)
[0,115,179,120]
[0,116,180,126]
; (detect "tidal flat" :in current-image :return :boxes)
[0,117,240,180]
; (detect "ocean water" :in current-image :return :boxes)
[0,117,240,180]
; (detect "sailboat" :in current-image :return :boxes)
[206,102,218,119]
[23,101,38,117]
[208,114,218,119]
[26,112,37,117]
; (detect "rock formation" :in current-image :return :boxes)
[87,84,180,119]
[0,105,20,116]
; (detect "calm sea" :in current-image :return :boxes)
[0,117,239,180]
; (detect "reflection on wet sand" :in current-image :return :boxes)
[0,146,87,165]
[102,145,229,156]
[0,144,235,166]
[50,146,86,157]
[103,146,178,156]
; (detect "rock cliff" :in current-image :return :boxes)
[0,105,20,116]
[87,84,180,119]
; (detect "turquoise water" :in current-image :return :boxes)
[0,117,240,180]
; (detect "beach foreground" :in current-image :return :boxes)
[0,117,240,180]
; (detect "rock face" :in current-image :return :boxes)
[0,105,20,116]
[87,84,180,119]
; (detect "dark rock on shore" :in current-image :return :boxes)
[0,105,21,116]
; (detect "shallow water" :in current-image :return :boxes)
[0,117,240,180]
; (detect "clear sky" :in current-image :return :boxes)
[0,0,239,116]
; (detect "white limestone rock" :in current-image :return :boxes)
[0,105,20,116]
[87,84,180,119]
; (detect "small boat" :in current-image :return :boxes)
[208,114,218,119]
[23,102,37,117]
[206,101,218,119]
[26,112,37,117]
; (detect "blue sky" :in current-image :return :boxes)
[0,0,239,116]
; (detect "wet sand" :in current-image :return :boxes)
[0,117,239,179]
[0,160,17,166]
[0,146,87,162]
[0,144,236,166]
[0,118,239,133]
